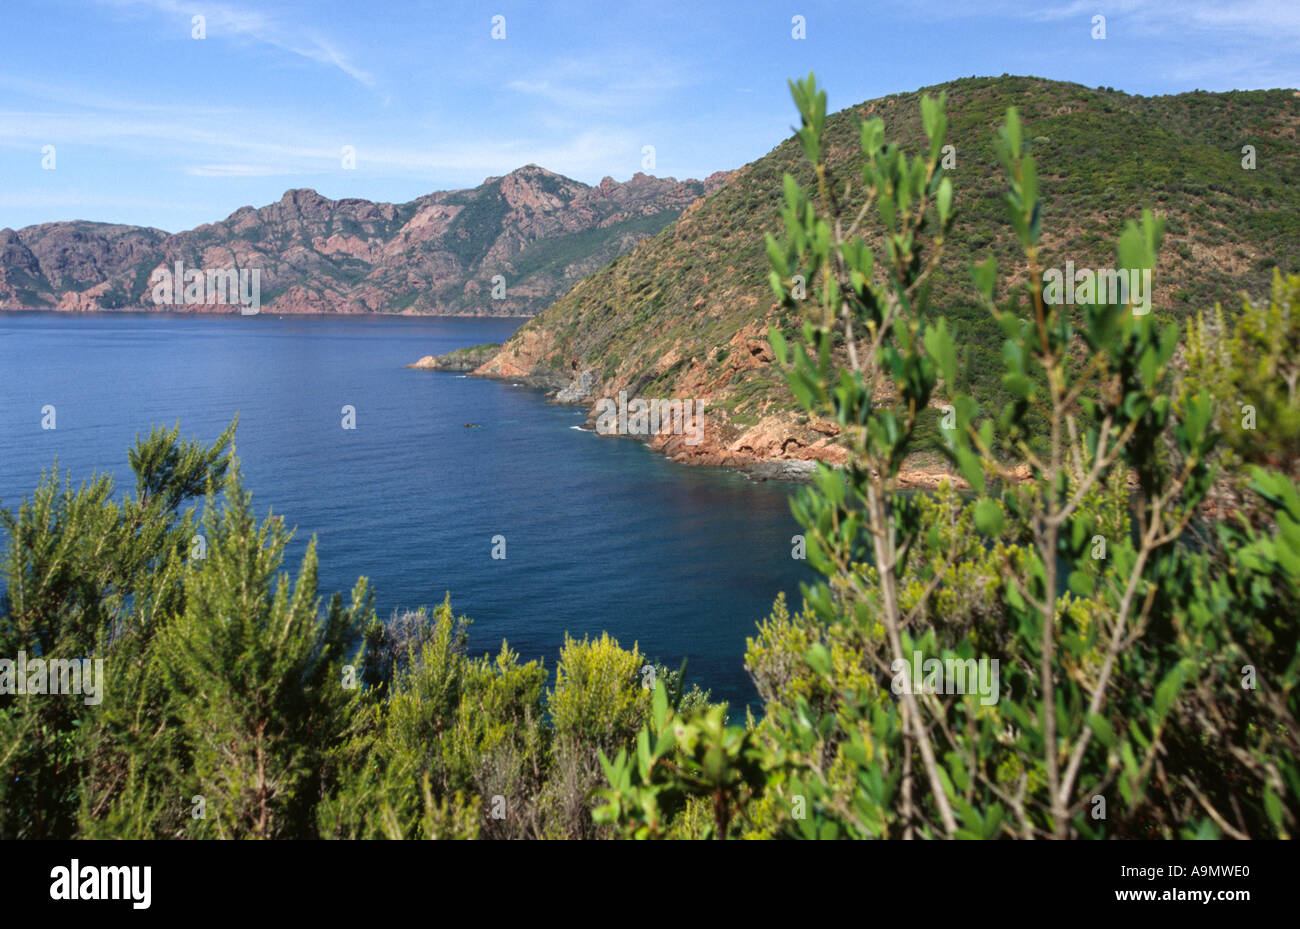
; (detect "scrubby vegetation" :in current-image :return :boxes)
[0,431,714,839]
[1,77,1297,840]
[595,76,1300,839]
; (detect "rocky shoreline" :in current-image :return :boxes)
[407,342,506,373]
[407,344,970,487]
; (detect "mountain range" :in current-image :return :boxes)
[0,166,728,316]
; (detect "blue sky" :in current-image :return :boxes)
[2,0,1297,232]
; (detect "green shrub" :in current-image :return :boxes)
[598,74,1299,840]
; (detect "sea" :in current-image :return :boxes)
[0,311,815,709]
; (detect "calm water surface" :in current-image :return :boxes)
[0,312,813,707]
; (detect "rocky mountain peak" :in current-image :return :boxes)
[0,163,720,316]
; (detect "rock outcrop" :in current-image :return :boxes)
[554,369,597,403]
[407,342,502,371]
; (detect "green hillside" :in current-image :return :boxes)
[482,75,1300,458]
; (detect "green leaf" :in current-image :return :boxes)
[1154,662,1189,718]
[1068,570,1095,596]
[970,257,997,303]
[1004,107,1022,158]
[764,233,790,277]
[783,172,801,211]
[1121,741,1139,783]
[936,176,953,225]
[1002,373,1031,400]
[807,642,831,676]
[923,318,957,387]
[984,804,1005,839]
[973,498,1004,537]
[1087,713,1115,748]
[956,446,986,494]
[1020,155,1038,217]
[1265,787,1283,829]
[769,326,789,366]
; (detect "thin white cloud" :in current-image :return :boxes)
[505,53,694,112]
[0,73,245,116]
[1126,0,1300,39]
[950,0,1300,41]
[94,0,377,89]
[0,107,639,187]
[185,163,280,177]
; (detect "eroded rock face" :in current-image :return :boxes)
[474,325,559,379]
[0,223,168,311]
[0,165,729,315]
[466,313,963,485]
[554,369,597,404]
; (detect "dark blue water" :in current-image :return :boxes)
[0,312,812,708]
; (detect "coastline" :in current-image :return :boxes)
[408,347,965,489]
[1,306,538,320]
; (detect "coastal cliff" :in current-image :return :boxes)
[409,77,1300,484]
